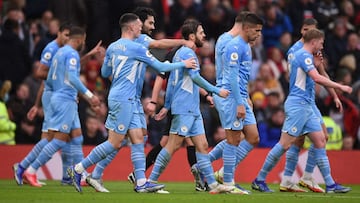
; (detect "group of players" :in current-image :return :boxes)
[12,6,352,194]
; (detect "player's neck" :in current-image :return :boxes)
[303,44,313,54]
[121,32,135,40]
[228,23,241,37]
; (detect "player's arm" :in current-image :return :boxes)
[35,63,50,80]
[149,39,194,49]
[146,74,165,115]
[27,81,44,121]
[80,40,103,65]
[308,69,352,94]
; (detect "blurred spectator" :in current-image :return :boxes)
[32,18,59,61]
[345,32,360,81]
[257,107,284,148]
[266,47,287,80]
[38,10,53,38]
[286,0,317,40]
[0,80,16,145]
[315,0,339,30]
[264,91,283,120]
[261,2,293,48]
[7,83,39,144]
[166,0,202,36]
[251,91,266,123]
[257,62,284,102]
[83,59,106,92]
[82,114,107,145]
[277,31,292,57]
[0,18,31,92]
[23,61,42,105]
[48,0,87,28]
[324,19,349,76]
[342,135,355,150]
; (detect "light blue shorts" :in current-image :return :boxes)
[282,99,322,136]
[41,90,52,132]
[48,98,78,134]
[105,100,136,134]
[130,113,147,130]
[169,114,205,137]
[214,95,256,130]
[311,103,324,124]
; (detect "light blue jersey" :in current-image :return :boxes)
[222,36,252,105]
[41,40,60,92]
[215,32,234,88]
[39,40,60,131]
[166,46,220,115]
[287,49,316,103]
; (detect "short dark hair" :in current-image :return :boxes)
[3,19,19,31]
[181,19,202,40]
[303,28,324,43]
[59,21,72,32]
[302,18,318,27]
[235,11,251,23]
[69,26,85,37]
[242,13,264,26]
[119,13,139,28]
[133,7,156,23]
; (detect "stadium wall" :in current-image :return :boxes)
[1,145,359,184]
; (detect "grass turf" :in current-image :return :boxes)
[1,180,360,203]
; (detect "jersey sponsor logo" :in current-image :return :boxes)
[304,57,312,65]
[118,124,125,131]
[181,126,188,133]
[44,52,52,60]
[69,58,77,66]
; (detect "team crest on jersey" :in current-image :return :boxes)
[118,124,125,131]
[287,53,294,61]
[62,124,68,131]
[291,127,297,133]
[44,52,51,60]
[70,58,77,66]
[181,126,188,133]
[233,120,241,128]
[230,52,238,60]
[145,50,153,58]
[304,57,312,65]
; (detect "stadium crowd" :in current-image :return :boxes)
[0,0,360,150]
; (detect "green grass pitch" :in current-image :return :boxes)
[1,180,360,203]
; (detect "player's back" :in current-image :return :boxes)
[287,48,315,103]
[222,36,252,97]
[215,32,233,88]
[102,38,144,101]
[41,40,60,91]
[286,40,303,66]
[48,45,80,101]
[168,46,201,115]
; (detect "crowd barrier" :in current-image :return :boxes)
[1,145,359,184]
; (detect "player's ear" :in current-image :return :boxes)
[189,33,196,41]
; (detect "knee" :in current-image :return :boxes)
[246,135,259,146]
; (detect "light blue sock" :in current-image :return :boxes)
[257,143,285,181]
[235,140,254,166]
[80,141,116,169]
[283,145,300,176]
[20,138,49,168]
[149,148,171,182]
[92,150,118,179]
[223,142,236,184]
[131,143,146,181]
[314,147,335,186]
[70,136,84,164]
[305,144,316,173]
[196,152,216,185]
[209,140,226,162]
[61,143,72,179]
[31,138,66,170]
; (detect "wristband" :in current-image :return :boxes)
[150,101,157,105]
[84,90,94,99]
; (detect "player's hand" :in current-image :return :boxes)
[218,89,229,98]
[205,95,214,107]
[146,101,157,117]
[313,53,323,67]
[89,95,101,106]
[87,40,103,56]
[27,106,38,121]
[333,97,343,113]
[183,40,195,49]
[237,104,246,119]
[183,57,197,69]
[154,108,168,121]
[340,85,352,94]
